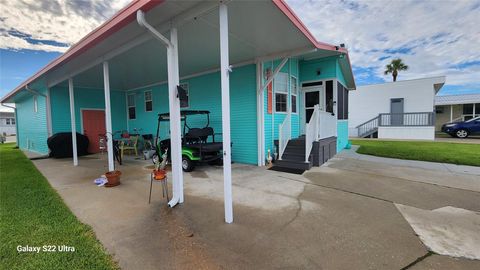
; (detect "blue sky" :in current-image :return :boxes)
[1,0,479,98]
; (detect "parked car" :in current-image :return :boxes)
[441,116,480,138]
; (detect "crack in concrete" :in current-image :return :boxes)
[277,175,394,204]
[237,184,308,255]
[281,184,306,229]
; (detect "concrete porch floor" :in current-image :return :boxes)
[32,153,480,269]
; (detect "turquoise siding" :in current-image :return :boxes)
[128,65,258,165]
[50,87,127,135]
[337,120,349,152]
[263,58,300,157]
[300,57,338,82]
[15,88,49,154]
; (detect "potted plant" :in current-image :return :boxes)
[104,170,121,187]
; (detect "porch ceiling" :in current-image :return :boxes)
[52,0,327,91]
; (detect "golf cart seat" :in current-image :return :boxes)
[184,127,223,152]
[185,127,214,143]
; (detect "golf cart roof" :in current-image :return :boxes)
[158,110,210,121]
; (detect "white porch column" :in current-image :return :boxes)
[450,105,453,122]
[167,27,184,207]
[103,62,115,172]
[220,2,233,224]
[256,61,265,166]
[68,78,78,166]
[473,103,476,117]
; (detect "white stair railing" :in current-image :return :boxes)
[318,111,337,139]
[305,105,320,162]
[278,114,291,160]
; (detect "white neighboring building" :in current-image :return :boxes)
[349,76,446,140]
[0,104,16,135]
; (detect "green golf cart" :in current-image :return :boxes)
[153,110,224,172]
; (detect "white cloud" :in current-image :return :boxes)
[0,0,131,53]
[1,0,478,93]
[286,0,480,90]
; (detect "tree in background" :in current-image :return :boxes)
[384,59,408,82]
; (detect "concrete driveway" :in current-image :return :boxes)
[32,152,480,269]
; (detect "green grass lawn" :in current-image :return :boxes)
[0,143,118,270]
[350,140,480,167]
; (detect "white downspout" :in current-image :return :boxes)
[137,10,184,208]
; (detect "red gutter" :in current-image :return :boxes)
[272,0,356,89]
[1,0,163,102]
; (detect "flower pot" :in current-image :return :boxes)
[153,169,166,180]
[104,170,121,187]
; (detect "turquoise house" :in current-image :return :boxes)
[2,1,355,169]
[1,0,355,221]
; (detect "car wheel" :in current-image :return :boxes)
[455,129,469,138]
[182,156,195,172]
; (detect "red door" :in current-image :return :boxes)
[82,110,106,153]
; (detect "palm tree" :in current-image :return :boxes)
[384,59,408,82]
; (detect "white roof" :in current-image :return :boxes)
[435,94,480,106]
[358,76,446,93]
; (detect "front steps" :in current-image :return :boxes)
[273,136,337,172]
[275,137,313,171]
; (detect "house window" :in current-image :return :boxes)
[291,76,297,113]
[274,72,288,112]
[435,106,444,114]
[11,118,15,125]
[179,83,189,108]
[144,91,153,112]
[6,119,11,125]
[127,94,136,120]
[33,96,38,113]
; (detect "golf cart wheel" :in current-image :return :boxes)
[455,129,469,138]
[182,156,195,172]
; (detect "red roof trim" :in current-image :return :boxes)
[3,0,355,102]
[2,0,163,102]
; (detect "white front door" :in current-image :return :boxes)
[302,86,325,132]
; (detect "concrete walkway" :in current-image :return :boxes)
[32,153,480,269]
[339,145,480,189]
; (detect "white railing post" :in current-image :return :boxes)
[305,105,319,162]
[278,114,291,160]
